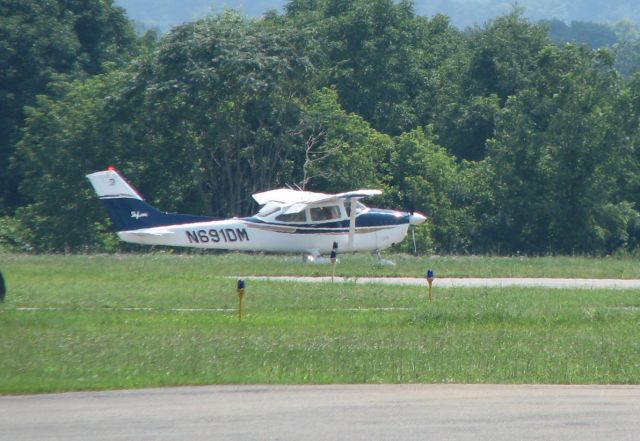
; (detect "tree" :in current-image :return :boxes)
[388,127,477,253]
[433,10,549,161]
[467,9,550,102]
[130,12,319,217]
[0,0,137,215]
[286,0,461,136]
[486,44,638,254]
[15,11,322,250]
[294,87,393,192]
[614,39,640,77]
[15,69,136,251]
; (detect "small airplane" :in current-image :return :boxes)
[86,167,426,257]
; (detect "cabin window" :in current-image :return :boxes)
[275,210,307,223]
[310,205,341,222]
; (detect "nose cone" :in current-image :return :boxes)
[409,212,427,225]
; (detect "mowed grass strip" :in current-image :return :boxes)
[1,253,639,393]
[3,252,640,281]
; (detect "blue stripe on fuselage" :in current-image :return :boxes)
[243,209,409,232]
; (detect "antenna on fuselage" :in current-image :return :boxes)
[285,183,304,191]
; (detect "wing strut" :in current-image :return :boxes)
[348,198,357,251]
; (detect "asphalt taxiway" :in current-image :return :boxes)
[1,384,639,441]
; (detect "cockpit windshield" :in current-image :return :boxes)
[257,204,280,218]
[345,201,367,217]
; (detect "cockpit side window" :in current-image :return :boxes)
[275,210,307,223]
[310,205,341,222]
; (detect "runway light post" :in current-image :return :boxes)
[426,269,434,303]
[237,279,245,321]
[331,241,338,282]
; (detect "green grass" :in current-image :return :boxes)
[3,252,640,281]
[1,253,639,393]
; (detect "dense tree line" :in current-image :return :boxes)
[2,0,640,255]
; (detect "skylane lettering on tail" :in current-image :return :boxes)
[131,211,148,220]
[86,167,426,255]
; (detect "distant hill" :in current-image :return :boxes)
[114,0,640,32]
[418,0,640,28]
[114,0,287,31]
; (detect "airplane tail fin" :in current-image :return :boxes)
[86,167,213,232]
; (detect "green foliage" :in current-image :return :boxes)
[0,217,30,251]
[129,11,320,216]
[287,0,460,135]
[7,3,640,255]
[15,69,136,251]
[296,88,393,191]
[467,10,550,102]
[614,39,640,77]
[0,0,137,215]
[433,10,550,160]
[389,127,475,253]
[486,44,639,253]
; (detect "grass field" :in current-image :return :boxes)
[5,252,640,279]
[1,253,639,393]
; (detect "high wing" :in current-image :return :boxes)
[252,188,330,206]
[333,189,383,200]
[252,188,382,213]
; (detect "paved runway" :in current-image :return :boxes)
[1,384,639,441]
[245,276,640,289]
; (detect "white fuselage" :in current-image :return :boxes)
[118,216,410,253]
